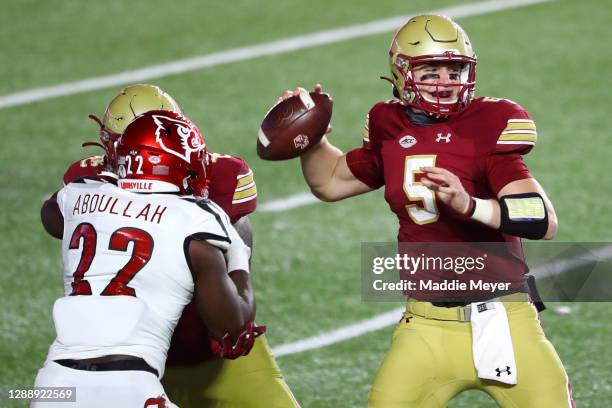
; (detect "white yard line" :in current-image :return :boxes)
[272,244,612,357]
[259,192,319,212]
[272,307,405,357]
[0,0,552,109]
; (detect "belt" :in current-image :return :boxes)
[55,357,159,377]
[407,292,529,322]
[429,282,530,308]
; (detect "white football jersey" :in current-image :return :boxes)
[46,177,233,377]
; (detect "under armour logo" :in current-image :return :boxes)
[436,132,452,143]
[495,366,512,377]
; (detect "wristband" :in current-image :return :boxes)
[463,197,476,217]
[471,198,495,225]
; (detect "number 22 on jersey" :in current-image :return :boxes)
[69,223,154,296]
[403,155,439,225]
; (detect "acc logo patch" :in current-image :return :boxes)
[399,135,417,149]
[152,115,204,163]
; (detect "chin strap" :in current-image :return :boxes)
[81,141,105,149]
[379,75,395,86]
[380,76,403,101]
[88,114,104,128]
[80,114,107,151]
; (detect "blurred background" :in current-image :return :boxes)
[1,0,610,406]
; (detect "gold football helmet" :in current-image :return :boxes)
[388,15,477,116]
[102,84,181,135]
[87,84,182,171]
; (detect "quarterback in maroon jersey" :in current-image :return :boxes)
[274,14,573,408]
[46,84,300,407]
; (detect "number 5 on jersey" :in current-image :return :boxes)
[404,155,439,225]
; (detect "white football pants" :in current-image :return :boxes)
[31,361,178,407]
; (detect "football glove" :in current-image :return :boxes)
[210,322,266,360]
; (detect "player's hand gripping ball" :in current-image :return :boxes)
[210,322,267,360]
[257,89,332,160]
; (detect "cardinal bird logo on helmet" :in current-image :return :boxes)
[152,114,205,163]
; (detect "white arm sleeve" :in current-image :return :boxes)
[225,224,251,274]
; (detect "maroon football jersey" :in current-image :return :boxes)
[167,153,257,365]
[347,97,538,296]
[206,153,258,224]
[62,153,257,365]
[63,155,107,185]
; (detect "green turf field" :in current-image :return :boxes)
[1,0,611,406]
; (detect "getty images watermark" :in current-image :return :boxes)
[0,387,76,403]
[371,252,513,293]
[361,242,612,302]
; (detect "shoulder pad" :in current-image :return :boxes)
[207,154,257,219]
[361,101,402,150]
[209,153,250,172]
[63,156,106,185]
[209,152,235,165]
[181,197,231,227]
[68,174,116,185]
[180,197,232,249]
[472,97,537,155]
[232,168,256,206]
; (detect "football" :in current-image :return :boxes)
[257,91,333,160]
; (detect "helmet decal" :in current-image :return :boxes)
[116,110,209,196]
[152,114,205,164]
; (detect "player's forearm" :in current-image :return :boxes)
[543,202,558,239]
[229,270,256,321]
[468,195,557,240]
[195,275,248,341]
[467,198,501,230]
[225,219,255,320]
[491,179,558,240]
[299,136,344,200]
[191,240,248,340]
